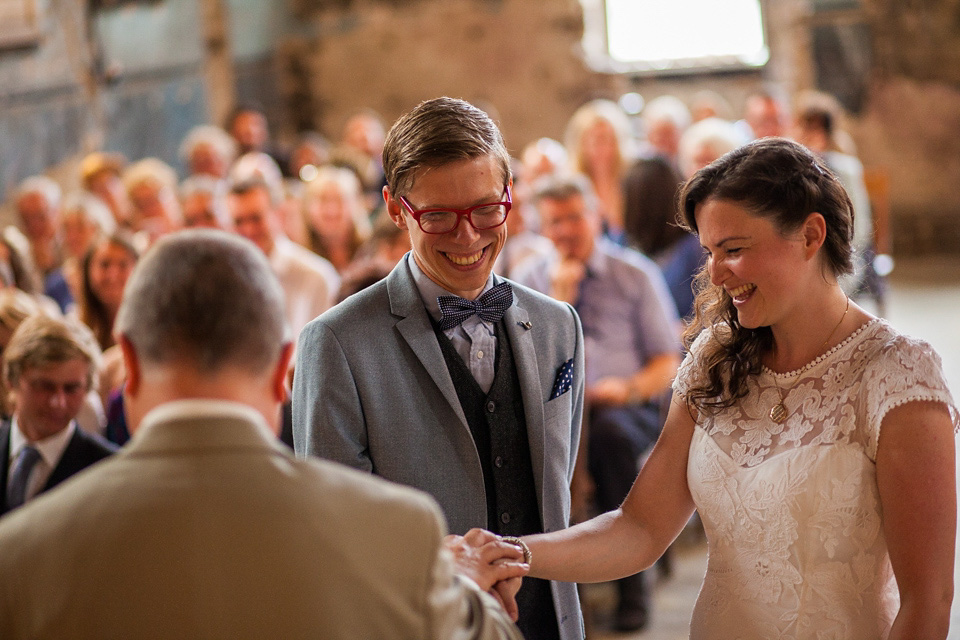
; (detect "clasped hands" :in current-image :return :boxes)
[444,528,530,621]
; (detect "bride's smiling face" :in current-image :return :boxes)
[696,197,813,330]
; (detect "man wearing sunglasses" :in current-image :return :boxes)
[293,97,585,640]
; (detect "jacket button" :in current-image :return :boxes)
[500,512,511,524]
[486,400,496,413]
[494,456,504,468]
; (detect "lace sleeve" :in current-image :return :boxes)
[673,328,714,399]
[862,333,959,459]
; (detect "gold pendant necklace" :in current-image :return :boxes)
[769,296,850,424]
[769,378,789,424]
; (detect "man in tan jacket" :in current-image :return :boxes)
[0,230,525,639]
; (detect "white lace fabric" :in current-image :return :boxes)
[675,319,959,639]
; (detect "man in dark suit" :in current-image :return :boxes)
[294,97,586,640]
[1,314,116,516]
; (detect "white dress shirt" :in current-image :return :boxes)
[7,418,76,502]
[409,254,500,393]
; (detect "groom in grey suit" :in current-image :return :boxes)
[293,97,585,640]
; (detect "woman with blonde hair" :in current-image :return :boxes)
[564,99,636,236]
[301,165,372,273]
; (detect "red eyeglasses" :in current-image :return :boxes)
[399,186,512,234]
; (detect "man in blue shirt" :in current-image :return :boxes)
[514,173,682,632]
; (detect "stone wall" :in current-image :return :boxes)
[854,0,960,254]
[0,0,208,209]
[294,0,619,155]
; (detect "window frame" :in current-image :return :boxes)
[579,0,771,76]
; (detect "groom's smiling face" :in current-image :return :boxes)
[387,154,509,301]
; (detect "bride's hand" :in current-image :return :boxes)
[443,528,529,592]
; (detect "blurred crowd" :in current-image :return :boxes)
[0,86,880,461]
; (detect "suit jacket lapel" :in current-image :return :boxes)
[503,297,546,503]
[386,260,469,428]
[45,429,87,489]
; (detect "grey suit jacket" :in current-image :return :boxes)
[293,256,586,639]
[0,401,522,640]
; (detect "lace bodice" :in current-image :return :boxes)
[674,319,958,639]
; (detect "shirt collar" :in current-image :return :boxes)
[8,418,76,469]
[582,237,613,279]
[407,253,497,323]
[135,398,276,443]
[266,234,290,264]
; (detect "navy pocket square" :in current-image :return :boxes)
[550,358,575,400]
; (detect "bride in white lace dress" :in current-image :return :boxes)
[516,139,958,638]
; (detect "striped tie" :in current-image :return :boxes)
[6,444,41,510]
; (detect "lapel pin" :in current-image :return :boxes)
[517,321,532,330]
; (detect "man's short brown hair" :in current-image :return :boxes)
[381,97,511,198]
[3,314,102,391]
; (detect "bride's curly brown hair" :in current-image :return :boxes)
[677,138,855,416]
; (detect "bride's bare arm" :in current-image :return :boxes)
[877,400,956,639]
[524,394,698,583]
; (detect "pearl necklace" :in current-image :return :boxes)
[769,296,850,424]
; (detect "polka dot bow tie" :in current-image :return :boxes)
[437,282,514,331]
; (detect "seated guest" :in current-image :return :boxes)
[689,89,734,123]
[677,117,747,181]
[0,231,61,318]
[123,158,182,247]
[520,137,568,186]
[0,289,40,355]
[637,95,692,170]
[288,131,332,182]
[77,233,139,352]
[0,232,40,298]
[493,171,555,280]
[74,232,138,432]
[226,104,290,176]
[12,176,68,309]
[623,154,704,320]
[179,124,237,181]
[337,108,388,205]
[78,151,132,228]
[179,176,230,230]
[301,165,372,273]
[1,314,116,516]
[60,191,116,307]
[564,99,635,236]
[514,173,681,632]
[0,290,43,419]
[0,230,526,639]
[355,213,411,266]
[791,91,878,300]
[741,89,788,140]
[662,117,748,319]
[228,176,340,341]
[335,258,393,303]
[0,291,106,437]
